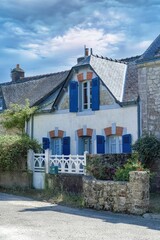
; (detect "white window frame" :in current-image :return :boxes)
[82,81,92,110]
[108,135,122,154]
[51,138,62,155]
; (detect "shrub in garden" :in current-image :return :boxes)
[86,154,128,180]
[114,153,149,181]
[132,134,160,168]
[0,134,41,171]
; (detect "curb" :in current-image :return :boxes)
[143,213,160,220]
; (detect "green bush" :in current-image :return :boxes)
[0,134,41,171]
[114,153,148,181]
[86,155,127,180]
[132,134,160,168]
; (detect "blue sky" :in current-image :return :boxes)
[0,0,160,83]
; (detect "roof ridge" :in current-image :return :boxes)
[22,70,70,80]
[120,55,141,63]
[0,70,70,86]
[91,53,127,64]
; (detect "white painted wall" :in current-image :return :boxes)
[30,105,138,154]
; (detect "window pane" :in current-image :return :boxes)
[109,136,122,154]
[51,138,62,155]
[82,81,91,110]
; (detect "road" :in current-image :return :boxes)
[0,192,160,240]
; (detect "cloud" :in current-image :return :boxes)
[21,27,126,59]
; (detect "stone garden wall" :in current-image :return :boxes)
[0,171,32,189]
[83,171,149,215]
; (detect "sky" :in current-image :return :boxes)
[0,0,160,83]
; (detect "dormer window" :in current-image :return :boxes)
[69,77,100,112]
[82,81,92,110]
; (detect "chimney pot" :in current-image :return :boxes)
[85,47,89,57]
[16,64,20,68]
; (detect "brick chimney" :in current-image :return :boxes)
[11,64,25,82]
[77,46,90,64]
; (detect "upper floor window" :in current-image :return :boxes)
[69,77,100,112]
[82,81,92,110]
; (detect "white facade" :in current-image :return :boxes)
[29,105,138,154]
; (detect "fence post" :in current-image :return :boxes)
[27,149,34,171]
[45,149,50,174]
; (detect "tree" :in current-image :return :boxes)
[1,99,37,134]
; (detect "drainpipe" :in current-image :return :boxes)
[31,114,34,140]
[137,96,141,138]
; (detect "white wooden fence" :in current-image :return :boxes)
[27,150,87,189]
[28,149,87,175]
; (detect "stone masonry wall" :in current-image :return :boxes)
[0,171,32,188]
[138,61,160,138]
[83,171,149,215]
[138,61,160,192]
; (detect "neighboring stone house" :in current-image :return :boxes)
[137,35,160,138]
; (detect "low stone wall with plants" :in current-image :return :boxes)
[0,171,32,188]
[83,171,149,215]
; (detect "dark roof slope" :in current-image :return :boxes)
[123,60,138,102]
[0,70,69,108]
[137,34,160,63]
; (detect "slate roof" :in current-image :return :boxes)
[0,71,69,109]
[137,34,160,63]
[122,59,139,102]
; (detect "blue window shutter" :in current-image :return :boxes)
[97,135,105,154]
[42,137,50,150]
[69,81,78,112]
[122,134,132,153]
[62,137,70,155]
[92,77,100,110]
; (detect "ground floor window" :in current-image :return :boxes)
[79,136,92,154]
[108,135,122,154]
[50,138,62,155]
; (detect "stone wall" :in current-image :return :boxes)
[138,61,160,138]
[46,173,83,193]
[83,171,149,215]
[138,61,160,192]
[0,171,32,188]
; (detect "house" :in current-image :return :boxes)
[0,35,160,156]
[26,50,139,155]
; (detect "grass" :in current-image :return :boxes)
[0,187,84,208]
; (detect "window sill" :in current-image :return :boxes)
[76,110,95,116]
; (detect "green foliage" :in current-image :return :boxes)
[132,134,160,168]
[114,153,148,181]
[86,155,126,180]
[0,134,41,171]
[1,99,37,134]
